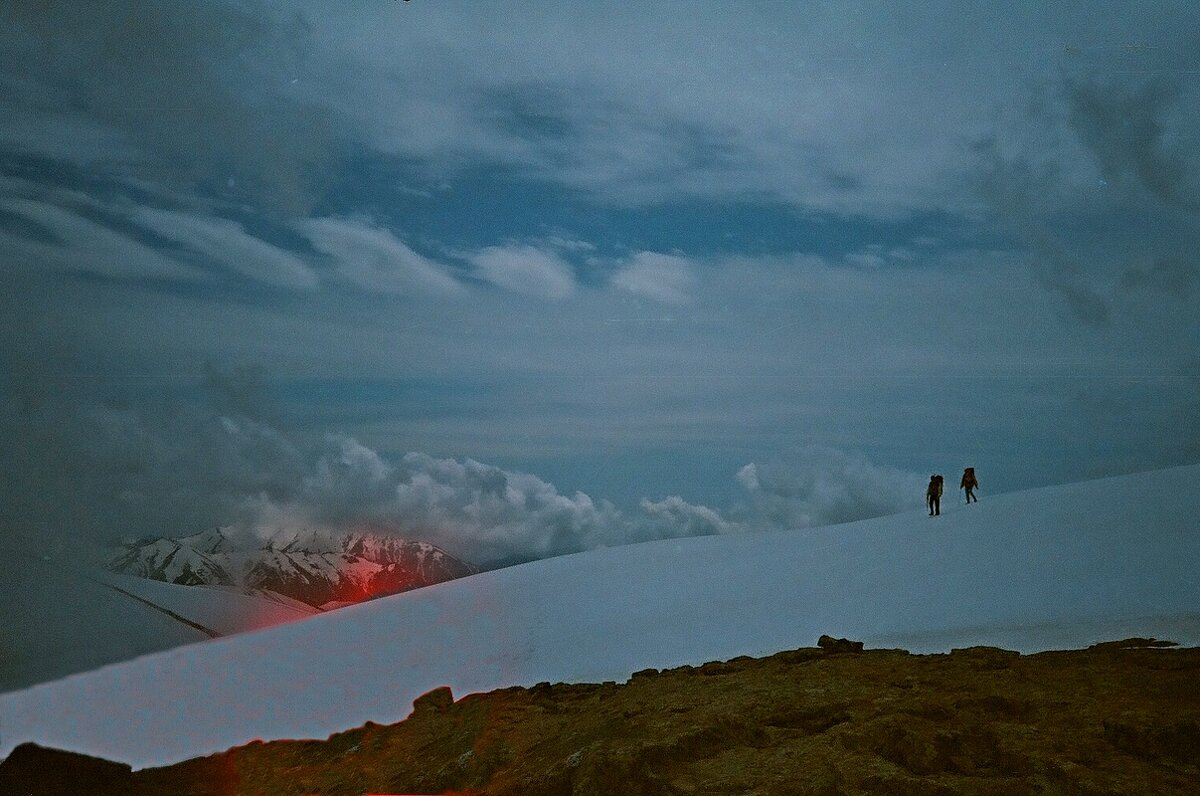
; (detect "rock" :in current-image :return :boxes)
[412,685,454,714]
[817,634,864,653]
[0,743,133,796]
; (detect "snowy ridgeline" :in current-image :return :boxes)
[2,465,1199,768]
[106,529,477,609]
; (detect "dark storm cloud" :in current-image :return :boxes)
[974,65,1200,328]
[1,0,336,213]
[1067,80,1198,211]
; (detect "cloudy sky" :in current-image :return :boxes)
[2,2,1198,567]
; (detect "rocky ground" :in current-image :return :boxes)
[3,637,1198,795]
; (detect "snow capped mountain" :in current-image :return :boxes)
[106,528,236,586]
[5,465,1198,768]
[107,529,477,609]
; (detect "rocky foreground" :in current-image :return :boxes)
[3,637,1198,795]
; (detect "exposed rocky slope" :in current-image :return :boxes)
[107,528,478,608]
[4,638,1197,795]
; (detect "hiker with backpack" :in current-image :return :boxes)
[926,474,944,516]
[961,467,979,503]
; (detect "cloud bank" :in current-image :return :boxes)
[0,367,931,568]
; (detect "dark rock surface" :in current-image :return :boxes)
[817,634,865,654]
[0,743,133,795]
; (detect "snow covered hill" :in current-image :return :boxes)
[108,528,478,608]
[3,465,1198,768]
[0,553,316,693]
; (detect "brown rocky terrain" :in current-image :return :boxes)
[3,637,1198,795]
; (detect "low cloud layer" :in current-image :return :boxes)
[735,451,927,530]
[0,368,931,568]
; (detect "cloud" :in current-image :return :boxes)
[638,495,737,538]
[237,446,746,566]
[1025,232,1111,329]
[9,360,1193,575]
[469,244,576,299]
[970,70,1200,329]
[0,0,336,213]
[301,217,462,296]
[132,207,319,290]
[611,252,694,305]
[0,373,307,559]
[735,449,927,529]
[1067,80,1197,210]
[306,4,1071,215]
[265,444,924,566]
[0,198,203,282]
[0,360,748,567]
[3,363,931,569]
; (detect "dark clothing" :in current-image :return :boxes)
[927,475,944,516]
[961,468,979,503]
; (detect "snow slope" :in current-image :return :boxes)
[2,465,1198,768]
[0,553,316,693]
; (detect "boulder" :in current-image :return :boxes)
[817,634,864,654]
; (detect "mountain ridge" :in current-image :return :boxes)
[107,528,478,609]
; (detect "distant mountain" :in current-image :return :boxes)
[107,528,478,609]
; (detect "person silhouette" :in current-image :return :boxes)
[961,467,979,503]
[926,474,943,516]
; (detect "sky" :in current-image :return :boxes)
[1,1,1198,568]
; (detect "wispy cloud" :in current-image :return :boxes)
[133,207,319,290]
[469,243,576,299]
[301,217,462,296]
[0,198,203,282]
[611,252,694,305]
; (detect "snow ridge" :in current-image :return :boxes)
[107,529,477,608]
